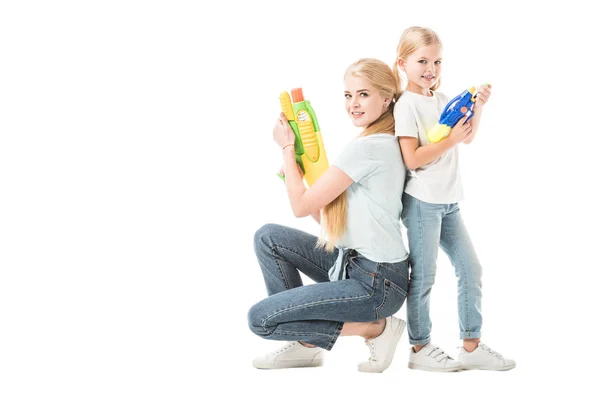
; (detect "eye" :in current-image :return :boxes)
[345,94,351,99]
[434,60,442,65]
[418,60,427,64]
[360,92,368,97]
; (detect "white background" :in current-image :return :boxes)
[1,1,598,399]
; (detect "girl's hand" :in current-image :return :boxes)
[475,84,492,109]
[448,115,472,144]
[273,112,296,149]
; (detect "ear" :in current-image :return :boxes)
[397,58,406,72]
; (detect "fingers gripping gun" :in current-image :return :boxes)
[426,86,477,143]
[278,88,329,186]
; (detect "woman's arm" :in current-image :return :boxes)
[278,165,322,223]
[274,112,353,218]
[309,210,321,223]
[282,145,352,217]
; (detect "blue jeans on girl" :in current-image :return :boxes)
[401,193,483,345]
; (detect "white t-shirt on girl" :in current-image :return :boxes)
[394,90,464,204]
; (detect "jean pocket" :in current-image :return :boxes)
[347,256,377,294]
[376,279,407,320]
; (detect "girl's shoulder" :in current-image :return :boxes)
[399,90,441,103]
[433,90,450,103]
[395,91,438,114]
[397,90,417,101]
[395,91,418,110]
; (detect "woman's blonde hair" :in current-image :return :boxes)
[393,26,443,92]
[318,58,400,251]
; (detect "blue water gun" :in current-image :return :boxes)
[427,85,486,143]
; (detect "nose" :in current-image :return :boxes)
[351,98,361,109]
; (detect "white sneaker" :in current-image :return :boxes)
[408,343,463,372]
[252,341,324,369]
[358,316,406,373]
[458,342,516,371]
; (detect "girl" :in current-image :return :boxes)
[393,26,515,371]
[248,58,408,373]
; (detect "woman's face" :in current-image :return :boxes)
[344,75,388,128]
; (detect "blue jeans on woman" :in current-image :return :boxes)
[248,223,409,350]
[401,193,483,345]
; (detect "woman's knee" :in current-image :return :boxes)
[254,223,281,252]
[247,302,269,337]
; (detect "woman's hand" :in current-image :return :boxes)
[273,112,296,149]
[475,84,492,109]
[278,163,304,180]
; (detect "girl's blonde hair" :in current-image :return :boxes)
[318,58,401,252]
[393,26,443,92]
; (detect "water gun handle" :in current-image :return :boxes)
[279,91,304,174]
[426,86,477,143]
[277,88,329,186]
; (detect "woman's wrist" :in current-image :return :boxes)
[282,143,295,151]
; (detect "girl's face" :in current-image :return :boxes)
[398,44,443,95]
[344,75,389,128]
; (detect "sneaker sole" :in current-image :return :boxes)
[252,359,324,369]
[461,363,516,371]
[358,319,406,373]
[408,362,463,372]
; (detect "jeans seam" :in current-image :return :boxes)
[261,293,372,330]
[274,243,331,279]
[271,245,291,290]
[376,279,406,320]
[325,322,343,350]
[415,197,424,340]
[381,262,409,280]
[348,257,378,278]
[272,331,332,337]
[441,211,470,335]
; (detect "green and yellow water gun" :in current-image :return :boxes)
[278,88,329,186]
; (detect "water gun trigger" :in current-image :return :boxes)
[426,86,478,143]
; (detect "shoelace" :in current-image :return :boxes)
[427,346,454,362]
[366,341,379,362]
[272,342,296,355]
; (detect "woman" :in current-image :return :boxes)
[248,58,409,373]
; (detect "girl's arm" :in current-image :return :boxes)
[398,135,456,170]
[464,84,492,145]
[395,96,466,170]
[463,110,482,145]
[399,115,473,169]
